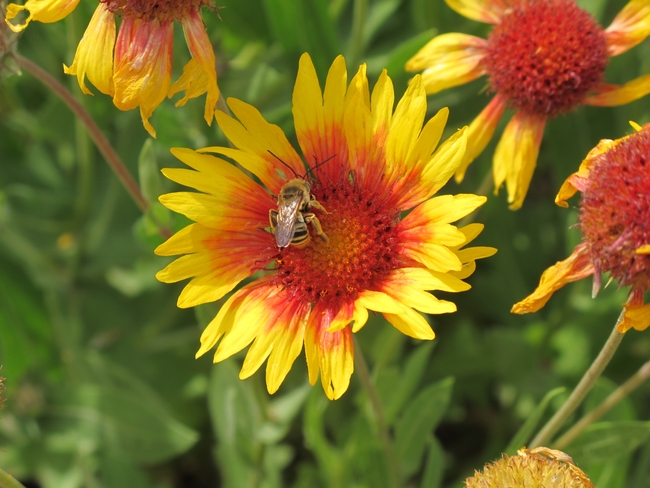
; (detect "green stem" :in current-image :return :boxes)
[0,468,27,488]
[15,54,149,214]
[529,311,625,448]
[348,0,368,68]
[553,358,650,450]
[353,336,400,488]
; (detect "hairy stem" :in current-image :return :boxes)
[530,311,625,448]
[16,54,149,214]
[0,468,27,488]
[554,358,650,450]
[354,336,401,488]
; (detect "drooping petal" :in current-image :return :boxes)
[5,0,79,32]
[619,303,650,332]
[305,303,354,400]
[405,33,487,94]
[202,99,304,194]
[493,111,547,210]
[444,0,512,24]
[168,9,220,127]
[585,75,650,107]
[155,225,271,308]
[511,243,594,314]
[62,3,115,96]
[112,17,174,138]
[605,0,650,57]
[637,245,650,254]
[618,289,650,332]
[555,138,617,207]
[455,95,508,183]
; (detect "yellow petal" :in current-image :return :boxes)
[406,33,487,94]
[385,76,427,176]
[112,17,174,138]
[444,0,510,24]
[204,101,303,194]
[384,308,436,340]
[5,0,79,32]
[455,95,508,182]
[585,75,650,107]
[212,282,283,362]
[63,3,115,96]
[493,111,547,210]
[605,0,650,57]
[512,244,594,314]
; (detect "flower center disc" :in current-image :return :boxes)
[484,0,607,117]
[273,180,401,304]
[580,129,650,290]
[101,0,208,21]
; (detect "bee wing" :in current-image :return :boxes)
[275,195,303,247]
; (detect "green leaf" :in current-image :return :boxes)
[67,384,199,464]
[303,390,345,487]
[420,438,445,488]
[395,377,454,478]
[384,342,435,425]
[505,386,566,454]
[566,421,650,462]
[209,361,263,488]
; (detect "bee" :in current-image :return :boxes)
[268,153,333,248]
[269,178,329,248]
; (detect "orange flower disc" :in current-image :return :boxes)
[274,179,401,304]
[101,0,210,22]
[484,0,608,117]
[580,127,650,291]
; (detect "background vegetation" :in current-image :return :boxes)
[1,0,650,486]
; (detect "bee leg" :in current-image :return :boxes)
[269,209,278,230]
[309,198,328,214]
[303,213,329,244]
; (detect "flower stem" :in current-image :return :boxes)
[529,311,625,448]
[458,169,493,228]
[0,468,27,488]
[353,336,400,488]
[15,54,149,214]
[553,358,650,450]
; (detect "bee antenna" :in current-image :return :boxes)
[305,154,337,179]
[268,150,300,178]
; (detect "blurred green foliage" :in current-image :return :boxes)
[1,0,650,486]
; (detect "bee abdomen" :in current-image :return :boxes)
[291,222,311,247]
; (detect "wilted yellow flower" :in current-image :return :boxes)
[5,0,220,137]
[465,448,594,488]
[513,123,650,333]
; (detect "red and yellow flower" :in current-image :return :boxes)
[5,0,219,137]
[512,123,650,333]
[155,54,496,399]
[406,0,650,210]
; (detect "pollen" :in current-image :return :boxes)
[483,0,607,117]
[580,126,650,292]
[100,0,210,22]
[273,179,401,303]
